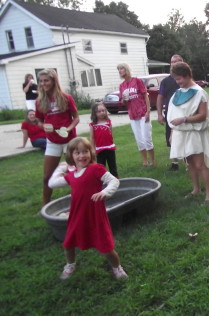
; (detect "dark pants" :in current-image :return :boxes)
[31,138,46,150]
[97,150,118,177]
[165,112,171,147]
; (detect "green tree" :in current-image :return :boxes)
[167,9,185,31]
[179,19,209,79]
[146,24,186,63]
[94,0,142,29]
[147,6,209,80]
[204,2,209,23]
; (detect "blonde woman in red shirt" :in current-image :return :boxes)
[117,63,155,166]
[35,69,79,205]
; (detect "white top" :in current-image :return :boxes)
[167,84,209,166]
[48,162,119,197]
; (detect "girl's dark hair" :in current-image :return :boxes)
[66,137,96,166]
[171,62,192,78]
[23,73,34,85]
[90,102,109,124]
[25,110,38,125]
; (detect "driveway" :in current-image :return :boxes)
[0,111,157,159]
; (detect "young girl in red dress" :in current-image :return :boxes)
[48,136,128,280]
[90,103,118,177]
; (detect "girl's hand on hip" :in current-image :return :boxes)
[91,191,106,202]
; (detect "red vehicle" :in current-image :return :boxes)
[195,80,209,88]
[103,73,169,114]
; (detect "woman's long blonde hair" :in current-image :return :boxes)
[117,63,132,78]
[37,69,68,113]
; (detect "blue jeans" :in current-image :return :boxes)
[31,138,46,150]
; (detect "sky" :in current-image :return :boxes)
[80,0,208,27]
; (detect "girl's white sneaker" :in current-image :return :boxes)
[112,265,128,279]
[60,263,76,280]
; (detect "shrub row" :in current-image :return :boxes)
[0,109,26,121]
[0,91,97,121]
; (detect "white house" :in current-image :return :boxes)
[0,0,150,109]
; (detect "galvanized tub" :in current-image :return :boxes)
[40,177,161,241]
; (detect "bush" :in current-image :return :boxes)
[68,88,94,110]
[0,109,26,121]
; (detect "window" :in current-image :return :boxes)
[87,69,96,87]
[6,30,15,51]
[80,69,102,87]
[25,27,34,48]
[120,43,128,54]
[81,71,88,87]
[83,39,93,53]
[95,69,102,86]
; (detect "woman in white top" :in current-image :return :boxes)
[22,74,38,111]
[167,62,209,204]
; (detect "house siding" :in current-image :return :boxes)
[0,5,53,54]
[72,32,148,99]
[4,47,79,109]
[0,1,149,109]
[0,66,12,108]
[52,30,148,100]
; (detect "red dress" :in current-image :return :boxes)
[63,163,115,254]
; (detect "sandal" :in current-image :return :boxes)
[184,192,201,199]
[201,200,209,207]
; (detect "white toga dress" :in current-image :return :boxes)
[167,84,209,167]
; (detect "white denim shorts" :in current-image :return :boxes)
[45,139,68,157]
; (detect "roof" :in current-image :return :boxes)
[147,59,170,68]
[0,43,75,63]
[8,0,148,36]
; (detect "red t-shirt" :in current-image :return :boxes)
[21,121,46,141]
[89,120,116,153]
[35,94,77,144]
[119,77,147,120]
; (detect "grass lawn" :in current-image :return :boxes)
[0,109,91,126]
[1,121,209,315]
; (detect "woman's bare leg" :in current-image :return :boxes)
[147,148,155,165]
[188,154,209,200]
[187,156,201,194]
[192,153,209,200]
[43,155,61,205]
[140,149,148,166]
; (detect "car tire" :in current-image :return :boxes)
[108,110,119,114]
